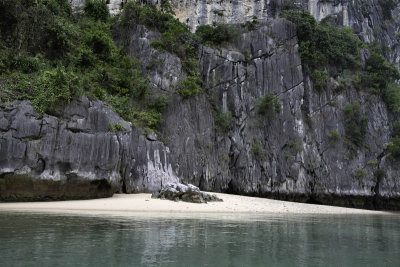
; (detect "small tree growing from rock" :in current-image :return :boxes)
[256,93,282,117]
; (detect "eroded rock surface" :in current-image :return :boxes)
[2,1,400,208]
[0,98,179,200]
[124,14,400,209]
[151,182,223,203]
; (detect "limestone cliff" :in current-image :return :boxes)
[1,0,400,209]
[0,98,179,200]
[71,0,399,66]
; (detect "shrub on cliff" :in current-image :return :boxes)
[242,18,259,31]
[281,10,400,114]
[195,23,240,46]
[280,10,361,75]
[361,50,400,113]
[83,22,114,60]
[252,140,267,160]
[0,0,76,57]
[33,67,79,115]
[118,2,198,75]
[392,120,400,137]
[109,123,124,132]
[343,103,368,156]
[378,0,397,20]
[328,130,340,144]
[148,95,169,113]
[311,69,328,91]
[388,119,400,159]
[383,82,400,113]
[0,0,163,131]
[0,52,41,74]
[388,137,400,159]
[361,51,400,94]
[374,168,386,181]
[177,76,202,98]
[256,93,282,117]
[215,108,234,133]
[84,0,109,22]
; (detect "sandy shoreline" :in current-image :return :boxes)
[0,193,394,216]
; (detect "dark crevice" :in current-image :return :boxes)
[121,179,127,193]
[226,179,239,194]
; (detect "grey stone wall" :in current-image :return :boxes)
[2,0,399,208]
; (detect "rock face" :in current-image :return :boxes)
[122,2,400,209]
[70,0,399,68]
[0,98,179,200]
[147,18,399,210]
[69,0,126,15]
[2,1,400,209]
[71,0,399,70]
[152,182,223,203]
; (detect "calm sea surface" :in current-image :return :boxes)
[0,211,399,266]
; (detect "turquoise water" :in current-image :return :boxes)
[0,212,399,266]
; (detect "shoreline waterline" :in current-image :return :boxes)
[0,193,396,216]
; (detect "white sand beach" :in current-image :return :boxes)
[0,193,392,215]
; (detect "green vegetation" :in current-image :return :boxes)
[252,140,267,159]
[281,10,361,77]
[194,18,259,47]
[118,2,199,77]
[241,18,260,31]
[148,95,169,113]
[0,0,80,112]
[195,23,240,47]
[343,103,368,156]
[388,137,400,159]
[215,108,234,132]
[0,0,174,131]
[32,67,79,115]
[286,139,302,154]
[256,93,282,117]
[392,120,400,137]
[361,49,400,113]
[84,0,109,22]
[176,76,202,98]
[367,159,379,166]
[353,169,367,179]
[213,10,224,17]
[109,123,124,132]
[281,10,400,113]
[378,0,397,20]
[388,120,400,160]
[0,0,75,57]
[328,130,340,144]
[311,69,328,92]
[374,168,386,181]
[337,70,361,92]
[116,1,202,99]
